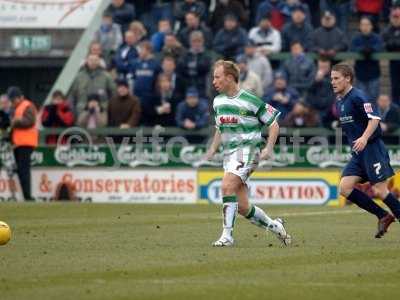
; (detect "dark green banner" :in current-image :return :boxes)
[2,143,400,169]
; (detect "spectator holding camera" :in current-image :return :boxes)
[69,54,116,116]
[77,94,107,129]
[41,90,74,144]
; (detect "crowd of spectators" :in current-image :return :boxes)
[35,0,400,138]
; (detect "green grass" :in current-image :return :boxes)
[1,204,400,300]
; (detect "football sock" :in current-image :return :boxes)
[383,193,400,220]
[245,204,275,230]
[222,195,238,237]
[348,189,388,219]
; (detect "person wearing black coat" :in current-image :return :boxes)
[305,59,336,120]
[106,0,135,34]
[377,94,400,134]
[350,16,384,102]
[310,10,348,59]
[212,14,248,60]
[178,31,213,98]
[382,7,400,104]
[177,11,213,48]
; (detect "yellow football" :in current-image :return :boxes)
[0,221,11,246]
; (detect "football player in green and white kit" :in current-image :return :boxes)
[205,60,291,247]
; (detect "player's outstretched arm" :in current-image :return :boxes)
[260,121,279,160]
[205,130,221,160]
[353,119,380,152]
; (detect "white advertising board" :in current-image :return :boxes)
[0,169,198,203]
[0,0,102,28]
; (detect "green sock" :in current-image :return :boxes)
[245,204,275,230]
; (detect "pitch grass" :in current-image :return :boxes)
[1,204,400,300]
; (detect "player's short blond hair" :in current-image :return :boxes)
[332,63,354,84]
[214,60,240,83]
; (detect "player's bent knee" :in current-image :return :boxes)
[339,182,353,198]
[237,203,249,216]
[371,184,389,200]
[221,182,238,196]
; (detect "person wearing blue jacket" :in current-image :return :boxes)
[263,72,300,121]
[212,14,248,60]
[175,87,209,130]
[114,30,139,79]
[281,41,316,96]
[351,16,384,102]
[130,41,161,123]
[281,5,313,51]
[150,19,172,53]
[105,0,135,34]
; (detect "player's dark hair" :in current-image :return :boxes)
[214,60,240,83]
[332,63,354,84]
[52,90,65,99]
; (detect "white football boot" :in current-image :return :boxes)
[270,218,291,246]
[212,235,234,247]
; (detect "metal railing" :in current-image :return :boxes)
[39,126,400,145]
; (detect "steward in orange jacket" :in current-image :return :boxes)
[8,86,38,201]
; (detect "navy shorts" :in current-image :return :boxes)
[342,139,394,184]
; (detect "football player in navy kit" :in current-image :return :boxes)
[331,63,400,238]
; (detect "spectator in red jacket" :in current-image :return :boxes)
[41,90,74,144]
[356,0,384,31]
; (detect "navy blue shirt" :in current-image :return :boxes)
[131,58,160,101]
[336,87,382,146]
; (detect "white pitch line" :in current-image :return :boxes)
[278,209,364,217]
[191,209,364,220]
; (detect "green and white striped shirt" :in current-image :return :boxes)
[213,89,280,151]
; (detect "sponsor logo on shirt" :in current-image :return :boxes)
[219,116,238,124]
[339,116,353,124]
[364,103,373,113]
[267,105,276,114]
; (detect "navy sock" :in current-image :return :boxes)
[383,193,400,220]
[348,189,388,219]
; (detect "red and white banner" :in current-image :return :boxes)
[0,169,197,203]
[0,0,101,28]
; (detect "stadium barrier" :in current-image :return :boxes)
[38,127,400,145]
[1,135,400,204]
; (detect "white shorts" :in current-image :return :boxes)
[223,147,260,184]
